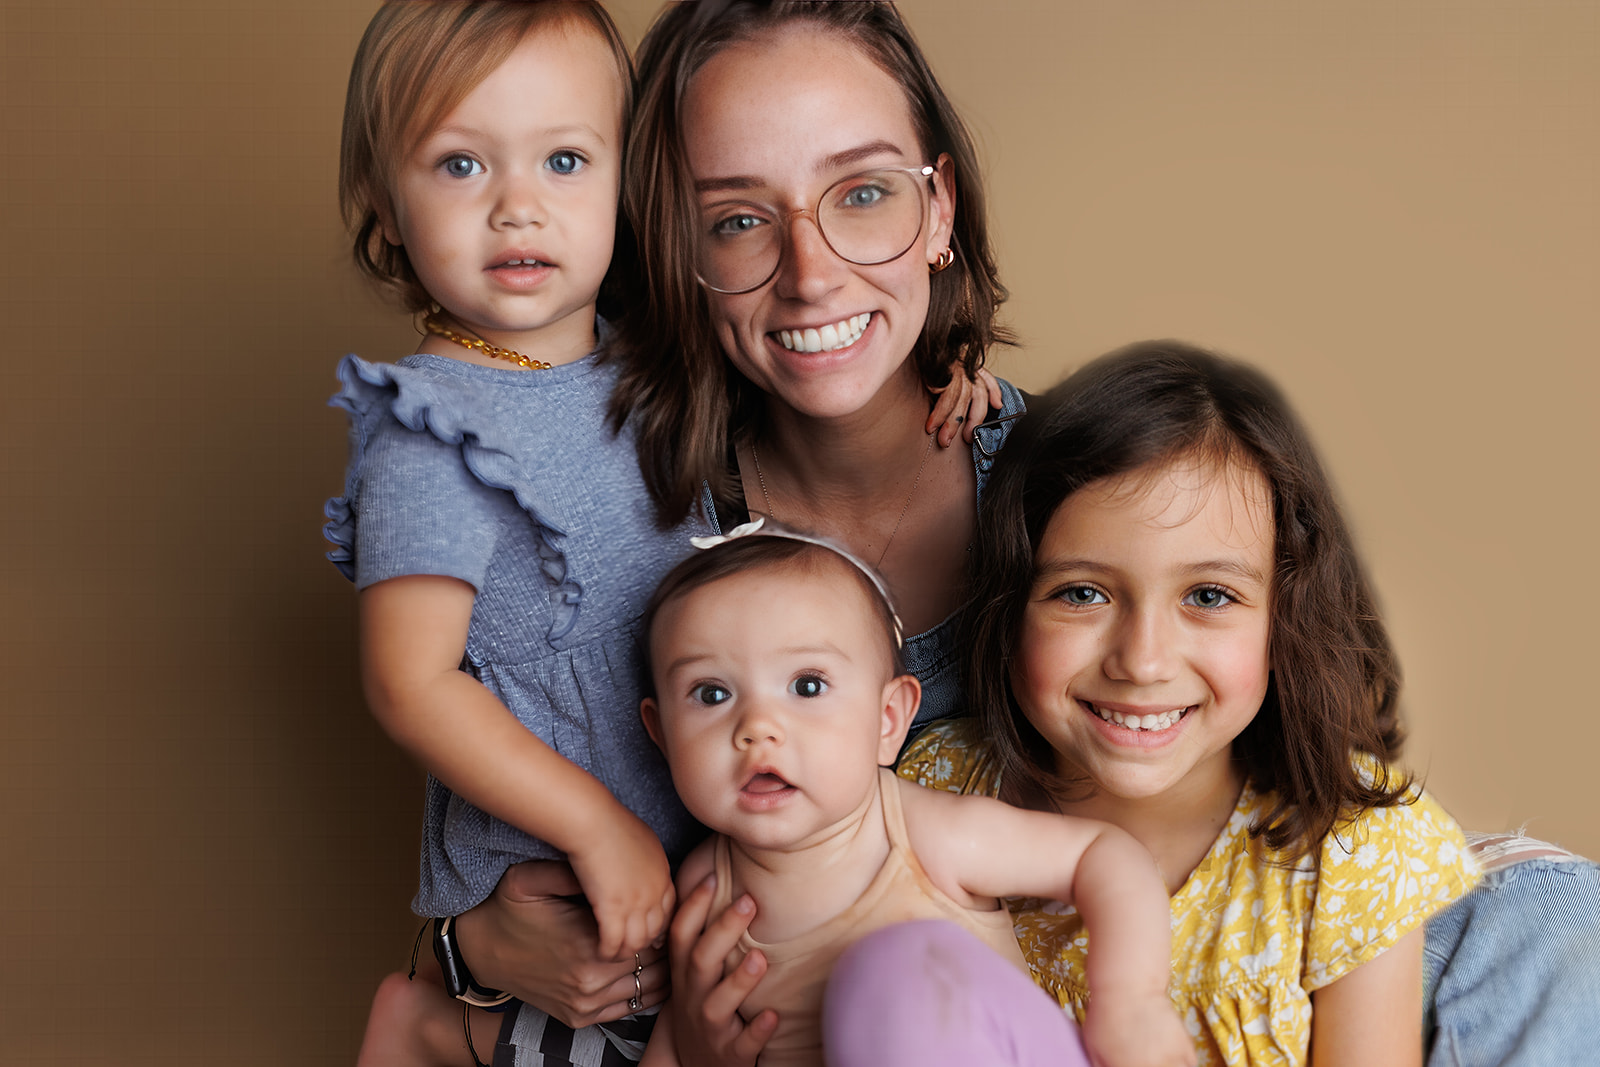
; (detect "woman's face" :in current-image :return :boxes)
[680,26,954,421]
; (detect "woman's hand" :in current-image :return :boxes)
[452,860,670,1029]
[664,873,777,1067]
[926,367,1003,446]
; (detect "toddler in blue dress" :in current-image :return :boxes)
[324,5,697,1064]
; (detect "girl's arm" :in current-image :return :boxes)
[360,574,673,960]
[903,784,1194,1067]
[1308,927,1425,1067]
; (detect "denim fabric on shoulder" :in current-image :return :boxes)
[1423,851,1600,1066]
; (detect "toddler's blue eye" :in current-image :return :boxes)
[693,683,731,705]
[1059,585,1107,607]
[442,155,484,179]
[547,151,585,175]
[790,675,827,698]
[1184,586,1234,610]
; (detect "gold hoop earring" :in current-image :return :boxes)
[929,247,955,274]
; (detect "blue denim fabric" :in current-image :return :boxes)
[1424,857,1600,1065]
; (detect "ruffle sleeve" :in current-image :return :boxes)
[322,353,585,640]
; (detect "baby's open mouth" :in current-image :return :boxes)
[742,771,793,794]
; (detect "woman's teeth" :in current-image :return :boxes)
[776,313,870,353]
[1094,705,1187,732]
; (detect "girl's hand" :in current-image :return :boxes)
[665,873,777,1067]
[1082,991,1196,1067]
[453,861,670,1029]
[926,367,1003,446]
[566,810,677,962]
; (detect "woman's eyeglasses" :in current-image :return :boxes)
[695,165,936,295]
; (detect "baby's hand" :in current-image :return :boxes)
[566,810,676,962]
[1082,990,1195,1067]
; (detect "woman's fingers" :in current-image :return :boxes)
[699,943,768,1025]
[732,1008,780,1062]
[925,375,965,438]
[926,374,975,446]
[666,878,775,1066]
[456,860,669,1029]
[966,368,1002,442]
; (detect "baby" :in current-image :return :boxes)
[638,520,1193,1067]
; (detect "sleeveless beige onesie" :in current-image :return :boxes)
[709,768,1029,1066]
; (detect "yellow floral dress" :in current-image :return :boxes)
[898,719,1480,1066]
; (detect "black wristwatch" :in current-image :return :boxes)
[433,915,515,1007]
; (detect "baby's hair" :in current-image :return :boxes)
[338,0,634,314]
[641,535,906,699]
[609,0,1015,526]
[966,340,1410,861]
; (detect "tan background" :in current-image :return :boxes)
[2,0,1594,1061]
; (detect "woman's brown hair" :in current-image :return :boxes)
[338,0,634,315]
[965,340,1411,861]
[608,0,1014,526]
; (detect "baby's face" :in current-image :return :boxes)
[642,560,913,852]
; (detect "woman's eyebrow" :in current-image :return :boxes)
[817,139,906,173]
[693,140,909,194]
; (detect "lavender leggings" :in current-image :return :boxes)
[822,920,1089,1067]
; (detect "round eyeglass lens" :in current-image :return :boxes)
[697,168,929,294]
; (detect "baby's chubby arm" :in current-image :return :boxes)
[901,782,1194,1067]
[360,575,673,960]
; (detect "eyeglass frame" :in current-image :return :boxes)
[694,163,940,296]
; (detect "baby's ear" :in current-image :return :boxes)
[876,674,921,766]
[640,697,665,751]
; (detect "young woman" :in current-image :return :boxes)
[448,3,1021,1062]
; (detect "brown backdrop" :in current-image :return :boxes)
[3,0,1595,1061]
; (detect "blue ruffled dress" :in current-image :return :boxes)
[325,349,703,917]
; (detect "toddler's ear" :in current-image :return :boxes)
[640,697,665,752]
[374,197,403,248]
[876,674,921,767]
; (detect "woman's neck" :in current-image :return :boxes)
[753,369,934,506]
[737,361,978,634]
[725,783,892,944]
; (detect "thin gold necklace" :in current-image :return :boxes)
[423,312,553,370]
[750,432,936,568]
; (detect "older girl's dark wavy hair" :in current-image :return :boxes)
[608,0,1013,526]
[965,340,1410,860]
